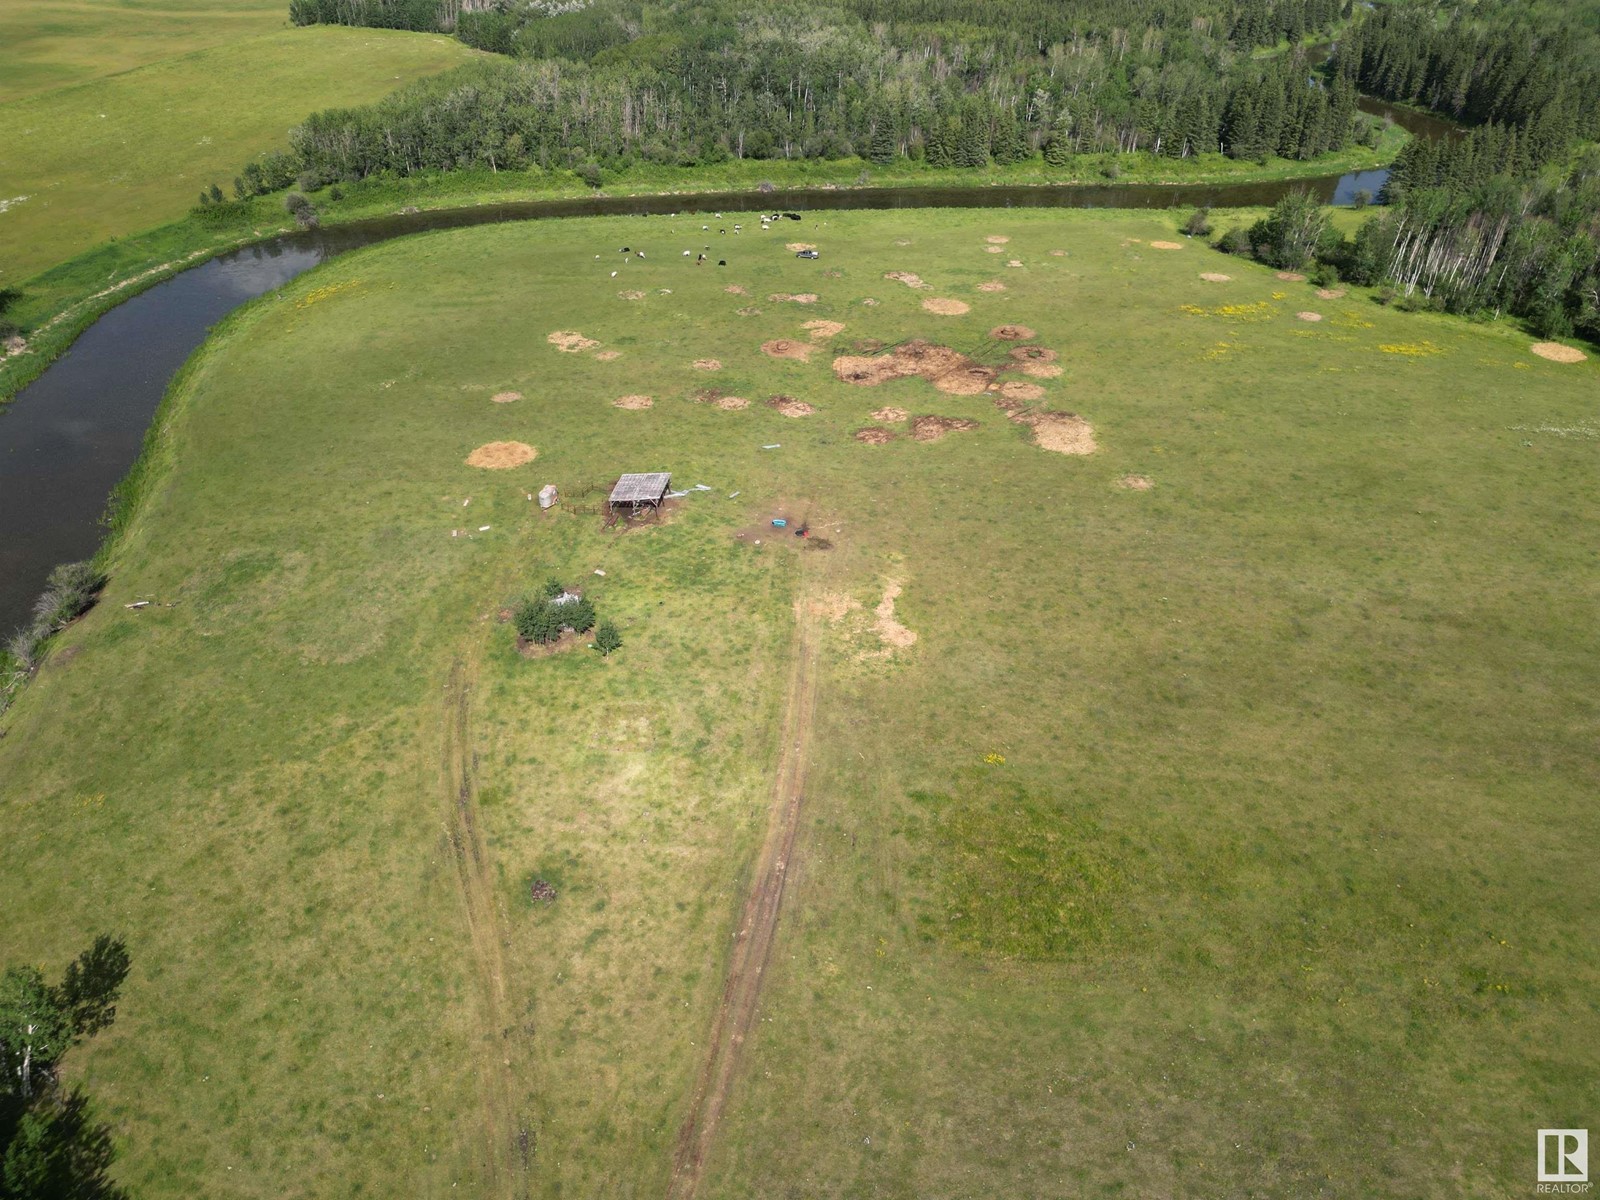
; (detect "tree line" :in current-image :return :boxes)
[267,0,1370,189]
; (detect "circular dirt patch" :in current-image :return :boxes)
[885,271,928,289]
[1117,474,1153,490]
[990,324,1037,341]
[1009,345,1058,363]
[762,338,811,362]
[724,284,749,295]
[716,395,751,410]
[1531,342,1588,363]
[802,319,845,340]
[1016,412,1096,455]
[1295,311,1323,322]
[1006,260,1024,268]
[1275,271,1306,282]
[548,330,600,352]
[922,298,970,316]
[933,365,996,396]
[768,292,819,304]
[1149,241,1183,250]
[1316,287,1346,300]
[767,395,815,417]
[985,235,1011,244]
[861,297,880,306]
[1022,363,1064,379]
[854,426,895,444]
[618,290,646,300]
[998,380,1046,402]
[1199,273,1231,283]
[977,281,1007,293]
[614,394,653,410]
[1050,249,1067,257]
[984,245,1004,254]
[910,415,978,442]
[737,306,762,317]
[466,441,537,469]
[786,242,816,252]
[593,350,622,361]
[693,358,722,370]
[491,391,522,403]
[870,406,909,422]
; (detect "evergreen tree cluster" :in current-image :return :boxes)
[281,0,1366,186]
[1332,1,1600,174]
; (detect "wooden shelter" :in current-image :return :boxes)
[609,472,672,512]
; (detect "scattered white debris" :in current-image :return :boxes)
[728,491,740,498]
[462,498,471,506]
[593,569,606,576]
[692,484,712,491]
[762,444,781,450]
[124,601,151,610]
[478,525,491,532]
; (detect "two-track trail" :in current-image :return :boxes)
[441,655,535,1199]
[666,590,824,1200]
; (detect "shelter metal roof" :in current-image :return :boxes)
[609,472,672,504]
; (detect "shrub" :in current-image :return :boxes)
[1216,226,1252,256]
[594,622,622,656]
[576,161,603,188]
[541,578,565,599]
[1182,207,1212,238]
[1309,260,1338,287]
[514,598,564,645]
[283,192,311,216]
[564,597,596,636]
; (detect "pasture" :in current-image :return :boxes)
[0,207,1595,1198]
[0,27,477,281]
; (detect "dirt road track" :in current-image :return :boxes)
[666,595,823,1199]
[441,657,534,1199]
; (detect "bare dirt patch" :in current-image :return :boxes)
[997,380,1048,403]
[786,242,816,252]
[873,581,918,648]
[693,358,723,370]
[1007,260,1024,268]
[910,415,979,442]
[1022,363,1064,379]
[833,340,968,389]
[614,394,654,410]
[618,290,646,300]
[1275,271,1307,282]
[1009,345,1058,364]
[854,426,895,444]
[884,271,929,289]
[1149,241,1183,250]
[870,405,909,422]
[802,319,845,340]
[737,306,762,317]
[768,293,819,304]
[762,338,811,362]
[707,393,750,410]
[548,330,600,352]
[977,281,1007,293]
[1531,342,1588,363]
[1008,410,1097,455]
[724,284,749,295]
[861,297,880,307]
[1316,287,1346,299]
[985,235,1010,244]
[922,297,970,316]
[984,246,1004,254]
[934,365,997,395]
[491,391,521,403]
[767,395,815,417]
[1199,273,1231,283]
[1117,474,1153,490]
[594,349,622,361]
[1050,249,1067,257]
[1296,311,1323,322]
[466,441,537,469]
[990,324,1036,341]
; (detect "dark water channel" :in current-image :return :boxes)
[0,100,1457,634]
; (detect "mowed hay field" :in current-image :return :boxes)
[2,208,1597,1198]
[0,27,478,281]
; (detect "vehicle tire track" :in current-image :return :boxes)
[666,594,823,1199]
[441,656,534,1199]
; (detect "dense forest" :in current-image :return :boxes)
[277,0,1366,184]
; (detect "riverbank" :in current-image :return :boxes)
[1,136,1404,408]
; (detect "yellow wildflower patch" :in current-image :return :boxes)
[296,280,364,310]
[1378,341,1444,358]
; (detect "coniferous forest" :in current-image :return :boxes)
[259,0,1600,342]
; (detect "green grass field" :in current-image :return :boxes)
[0,27,478,281]
[1,209,1595,1198]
